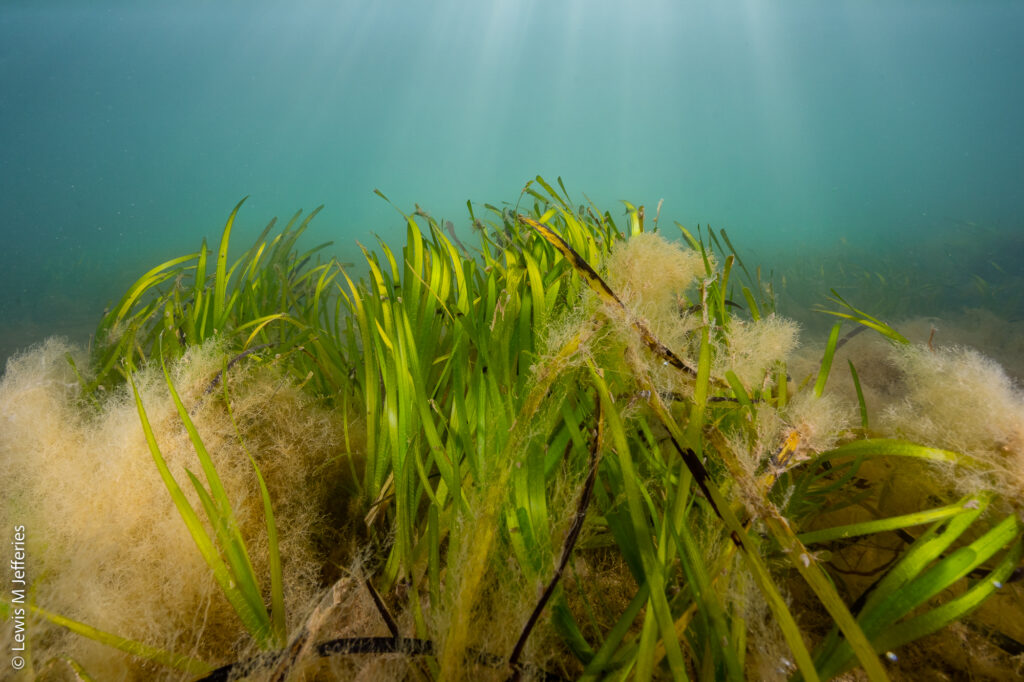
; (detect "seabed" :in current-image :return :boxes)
[2,179,1022,681]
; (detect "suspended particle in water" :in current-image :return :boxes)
[992,580,1004,589]
[885,651,898,662]
[776,657,796,674]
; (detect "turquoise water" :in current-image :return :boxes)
[2,1,1022,365]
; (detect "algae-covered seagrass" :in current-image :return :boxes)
[1,177,1022,681]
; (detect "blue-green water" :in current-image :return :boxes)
[2,1,1022,365]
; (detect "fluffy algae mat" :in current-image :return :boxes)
[2,178,1023,681]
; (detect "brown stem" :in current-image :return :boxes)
[507,399,603,681]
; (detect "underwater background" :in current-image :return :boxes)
[2,0,1022,368]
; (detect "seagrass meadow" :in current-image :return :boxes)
[2,178,1024,681]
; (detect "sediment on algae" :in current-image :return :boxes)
[2,178,1022,681]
